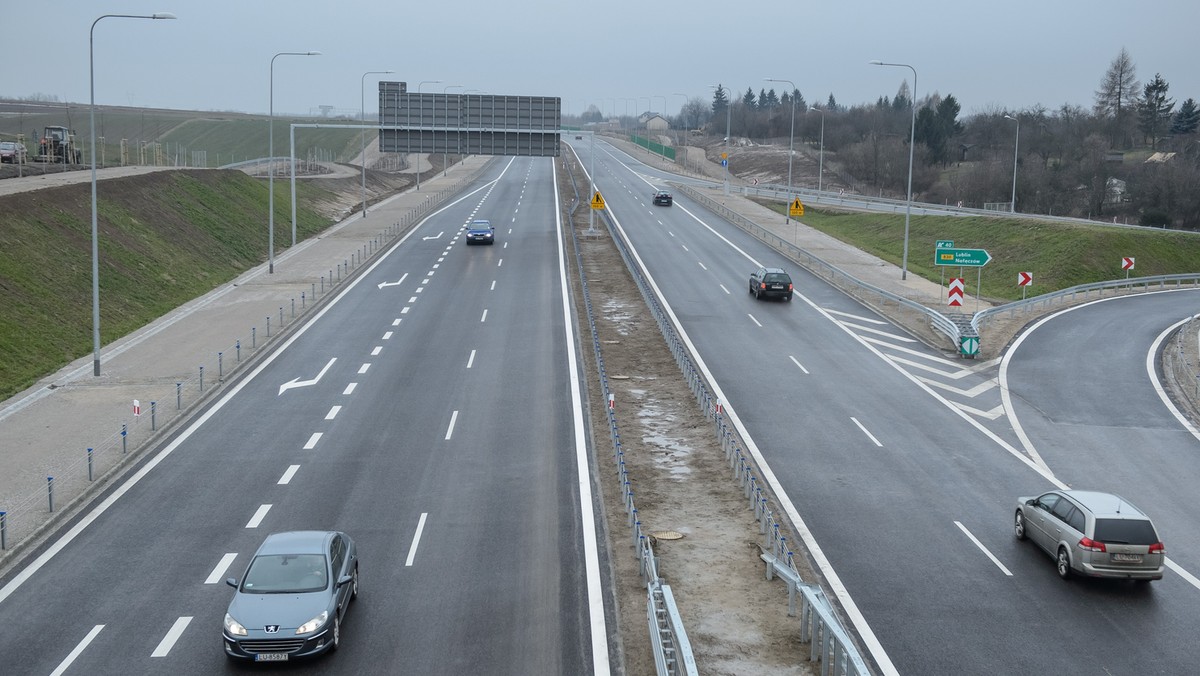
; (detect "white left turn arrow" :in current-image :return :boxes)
[279,357,337,395]
[422,231,444,241]
[377,272,408,290]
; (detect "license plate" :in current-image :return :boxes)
[1113,553,1142,562]
[771,285,783,289]
[255,653,289,662]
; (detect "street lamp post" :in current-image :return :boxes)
[89,11,176,377]
[869,60,918,280]
[1004,114,1020,213]
[269,50,320,275]
[414,80,441,191]
[443,84,463,176]
[674,93,689,172]
[809,106,825,193]
[360,70,394,218]
[766,78,797,223]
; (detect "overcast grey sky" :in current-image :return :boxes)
[6,1,1197,119]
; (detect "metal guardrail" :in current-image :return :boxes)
[592,182,869,674]
[561,156,697,676]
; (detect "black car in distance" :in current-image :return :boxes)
[652,190,673,206]
[749,267,793,301]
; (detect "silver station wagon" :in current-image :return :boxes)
[1015,490,1165,581]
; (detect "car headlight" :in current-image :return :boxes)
[224,613,247,637]
[295,610,328,635]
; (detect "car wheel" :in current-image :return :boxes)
[748,282,754,295]
[785,294,793,302]
[330,615,341,651]
[350,565,359,600]
[1056,547,1072,580]
[1014,511,1027,540]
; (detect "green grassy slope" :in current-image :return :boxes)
[0,170,336,399]
[765,203,1200,301]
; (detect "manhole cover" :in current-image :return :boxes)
[650,530,684,541]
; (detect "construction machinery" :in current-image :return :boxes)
[38,126,82,164]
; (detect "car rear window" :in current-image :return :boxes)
[1093,518,1159,545]
[764,273,791,283]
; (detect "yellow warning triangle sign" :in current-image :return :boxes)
[789,198,804,217]
[591,192,606,210]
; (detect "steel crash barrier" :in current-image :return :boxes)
[561,158,698,676]
[584,180,869,674]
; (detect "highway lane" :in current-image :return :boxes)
[570,137,1200,674]
[0,157,609,675]
[1003,291,1200,575]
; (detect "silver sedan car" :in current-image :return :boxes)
[223,531,358,661]
[1015,490,1164,581]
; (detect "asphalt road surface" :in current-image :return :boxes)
[571,136,1200,675]
[0,157,611,675]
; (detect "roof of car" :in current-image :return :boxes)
[469,219,491,228]
[1060,490,1148,518]
[256,531,334,555]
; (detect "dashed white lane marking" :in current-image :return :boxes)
[698,261,708,270]
[392,318,402,326]
[358,364,371,374]
[481,309,488,323]
[278,465,301,485]
[668,231,675,237]
[954,521,1013,576]
[719,284,730,294]
[303,432,322,450]
[151,616,193,657]
[789,355,810,374]
[245,504,272,528]
[408,297,417,303]
[748,314,763,328]
[851,417,883,447]
[204,553,238,584]
[343,383,357,395]
[682,245,689,251]
[467,350,476,368]
[437,257,444,263]
[401,307,411,314]
[504,242,509,249]
[50,624,104,676]
[326,405,341,420]
[383,331,393,340]
[405,513,429,567]
[371,346,382,356]
[445,411,459,440]
[497,259,503,267]
[491,280,496,290]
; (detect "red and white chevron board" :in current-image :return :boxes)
[1018,271,1033,286]
[1122,257,1135,270]
[948,277,965,306]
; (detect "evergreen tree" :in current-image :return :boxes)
[743,87,757,108]
[780,91,791,107]
[711,85,729,117]
[1137,73,1175,149]
[1171,98,1200,135]
[763,88,780,109]
[826,93,838,112]
[791,89,806,112]
[893,81,911,111]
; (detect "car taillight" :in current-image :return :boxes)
[760,283,766,289]
[1078,537,1106,552]
[788,283,793,291]
[1148,542,1165,554]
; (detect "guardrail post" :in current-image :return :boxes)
[218,352,223,379]
[236,340,241,362]
[122,424,127,454]
[0,511,6,550]
[266,316,271,338]
[176,382,182,409]
[321,275,326,294]
[252,327,257,348]
[199,366,204,392]
[291,298,295,318]
[151,401,157,431]
[47,477,54,511]
[279,307,284,327]
[87,448,93,481]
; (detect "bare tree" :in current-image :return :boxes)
[1094,47,1140,147]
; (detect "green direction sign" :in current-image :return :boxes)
[936,240,955,249]
[935,247,992,267]
[960,336,980,356]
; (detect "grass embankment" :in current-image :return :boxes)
[762,203,1200,301]
[0,170,337,400]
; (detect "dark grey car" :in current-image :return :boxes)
[223,531,358,661]
[1015,490,1164,581]
[749,266,793,301]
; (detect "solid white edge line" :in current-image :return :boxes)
[204,553,239,584]
[954,521,1013,576]
[850,417,883,447]
[789,355,810,374]
[151,616,193,657]
[278,465,300,486]
[0,182,488,607]
[404,512,428,567]
[445,410,459,440]
[747,313,762,327]
[49,624,104,676]
[245,504,272,529]
[557,154,611,674]
[303,432,322,450]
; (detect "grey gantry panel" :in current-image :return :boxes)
[378,82,560,157]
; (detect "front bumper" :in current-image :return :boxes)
[223,627,334,661]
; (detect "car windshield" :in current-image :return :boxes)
[1092,518,1159,545]
[764,273,790,283]
[241,554,328,593]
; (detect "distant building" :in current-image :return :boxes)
[644,114,669,131]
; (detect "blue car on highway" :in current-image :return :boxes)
[465,219,495,245]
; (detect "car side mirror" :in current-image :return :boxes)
[336,574,352,587]
[226,578,238,589]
